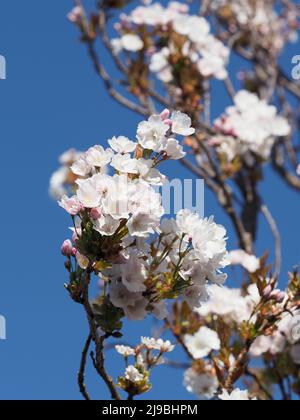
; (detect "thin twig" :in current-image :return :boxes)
[261,204,282,280]
[78,334,92,401]
[245,368,273,401]
[82,271,121,400]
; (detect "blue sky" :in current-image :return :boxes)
[0,1,299,400]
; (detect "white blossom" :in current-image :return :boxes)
[115,345,136,357]
[127,212,161,238]
[171,111,195,136]
[92,214,120,236]
[59,195,82,216]
[111,153,139,174]
[184,327,221,359]
[86,145,113,168]
[49,167,69,199]
[109,280,143,310]
[124,297,148,321]
[165,138,186,160]
[108,136,137,154]
[125,366,144,383]
[152,301,169,320]
[137,115,169,152]
[229,250,260,273]
[219,388,256,401]
[112,253,147,293]
[76,174,111,208]
[184,369,218,400]
[120,34,144,52]
[71,155,91,177]
[141,337,175,353]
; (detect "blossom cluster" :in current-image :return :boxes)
[115,337,174,396]
[181,271,300,400]
[212,90,291,161]
[59,110,229,329]
[184,367,256,400]
[210,0,299,53]
[181,283,261,399]
[196,283,261,325]
[250,309,300,365]
[112,1,230,83]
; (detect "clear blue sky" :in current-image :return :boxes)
[0,1,299,400]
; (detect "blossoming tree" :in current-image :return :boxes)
[51,0,300,400]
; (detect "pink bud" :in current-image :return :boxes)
[276,292,286,304]
[61,240,73,257]
[270,289,286,304]
[164,119,173,127]
[72,247,77,257]
[160,109,170,121]
[263,285,272,299]
[114,23,121,31]
[67,6,82,24]
[90,207,102,220]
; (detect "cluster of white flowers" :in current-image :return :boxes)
[213,90,291,160]
[60,110,229,323]
[116,336,175,393]
[116,337,175,358]
[210,0,298,53]
[250,310,300,365]
[161,210,229,310]
[112,1,229,82]
[49,149,83,199]
[195,283,260,324]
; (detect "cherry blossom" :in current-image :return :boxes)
[112,2,229,83]
[218,388,256,401]
[184,368,218,400]
[184,327,221,359]
[213,90,291,160]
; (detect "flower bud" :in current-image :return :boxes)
[263,285,272,299]
[160,109,170,121]
[276,292,286,304]
[269,289,286,304]
[61,240,73,257]
[67,6,82,24]
[163,119,173,127]
[90,207,102,220]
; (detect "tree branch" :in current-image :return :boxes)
[81,271,121,400]
[78,334,92,400]
[261,204,282,280]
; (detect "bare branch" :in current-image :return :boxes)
[78,334,92,401]
[81,272,121,400]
